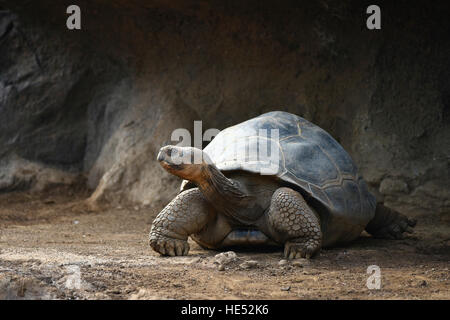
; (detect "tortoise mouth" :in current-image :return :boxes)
[159,159,184,172]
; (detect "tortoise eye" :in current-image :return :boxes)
[168,148,184,161]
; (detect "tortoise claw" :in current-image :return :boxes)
[405,226,414,234]
[149,235,190,256]
[284,239,320,260]
[408,218,417,227]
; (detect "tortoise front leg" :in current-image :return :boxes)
[266,187,322,259]
[149,188,214,256]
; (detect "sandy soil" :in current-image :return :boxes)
[0,188,448,300]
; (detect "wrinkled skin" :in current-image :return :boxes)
[149,145,415,259]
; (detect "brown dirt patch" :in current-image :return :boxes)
[0,190,448,299]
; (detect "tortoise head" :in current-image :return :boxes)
[157,145,213,181]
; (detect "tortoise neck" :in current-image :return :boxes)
[196,164,249,209]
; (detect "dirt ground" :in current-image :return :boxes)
[0,188,448,300]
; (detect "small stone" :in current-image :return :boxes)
[134,206,139,211]
[240,260,258,269]
[143,200,150,206]
[73,220,79,225]
[214,251,237,265]
[278,259,288,266]
[281,286,291,291]
[419,280,428,287]
[218,265,225,271]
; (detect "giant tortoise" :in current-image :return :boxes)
[149,111,416,259]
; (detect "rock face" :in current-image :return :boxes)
[0,1,448,219]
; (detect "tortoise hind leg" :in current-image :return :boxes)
[365,203,417,239]
[266,187,322,259]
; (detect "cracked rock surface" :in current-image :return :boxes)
[0,1,448,221]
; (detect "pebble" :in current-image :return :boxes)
[419,280,428,287]
[73,220,79,225]
[278,259,288,266]
[218,265,225,271]
[214,251,237,265]
[281,286,291,291]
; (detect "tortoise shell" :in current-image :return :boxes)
[183,111,377,244]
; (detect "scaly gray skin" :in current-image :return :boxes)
[266,188,322,259]
[149,145,323,259]
[149,188,211,256]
